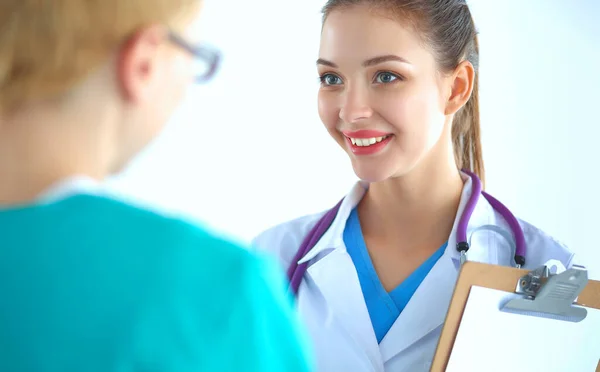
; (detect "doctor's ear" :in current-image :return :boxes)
[444,60,475,116]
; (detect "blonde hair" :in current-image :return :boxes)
[0,0,200,114]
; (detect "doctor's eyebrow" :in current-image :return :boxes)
[363,54,412,66]
[317,54,412,68]
[317,58,338,68]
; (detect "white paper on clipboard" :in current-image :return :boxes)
[445,286,600,372]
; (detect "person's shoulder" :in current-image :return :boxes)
[84,194,288,307]
[200,245,315,372]
[109,195,258,266]
[250,210,327,268]
[55,193,251,261]
[112,206,315,372]
[78,192,289,302]
[518,218,576,269]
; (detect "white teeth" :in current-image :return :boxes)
[349,135,389,147]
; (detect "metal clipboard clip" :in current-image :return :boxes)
[500,264,589,322]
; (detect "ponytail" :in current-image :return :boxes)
[451,34,485,188]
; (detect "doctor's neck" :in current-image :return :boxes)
[368,155,463,219]
[358,146,464,243]
[0,101,119,206]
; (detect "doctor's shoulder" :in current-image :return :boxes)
[67,194,315,372]
[517,217,576,270]
[251,210,328,269]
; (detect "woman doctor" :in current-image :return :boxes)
[252,0,575,371]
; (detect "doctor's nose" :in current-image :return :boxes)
[339,86,373,124]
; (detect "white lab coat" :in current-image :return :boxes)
[252,173,575,372]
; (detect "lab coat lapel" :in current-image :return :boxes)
[296,182,383,369]
[379,252,458,362]
[298,175,507,365]
[306,246,384,369]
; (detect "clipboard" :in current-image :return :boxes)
[431,261,600,372]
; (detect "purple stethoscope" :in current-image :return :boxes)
[286,169,527,296]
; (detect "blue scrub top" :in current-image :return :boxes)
[0,189,313,372]
[344,208,446,343]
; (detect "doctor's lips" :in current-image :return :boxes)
[342,129,393,155]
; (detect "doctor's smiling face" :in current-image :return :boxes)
[317,2,479,183]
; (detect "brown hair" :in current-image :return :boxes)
[322,0,485,185]
[0,0,199,114]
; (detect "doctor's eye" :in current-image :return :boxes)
[319,73,343,86]
[374,71,401,84]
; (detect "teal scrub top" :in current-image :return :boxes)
[0,187,313,372]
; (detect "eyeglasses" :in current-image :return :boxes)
[168,31,221,83]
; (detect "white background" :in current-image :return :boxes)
[107,1,600,278]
